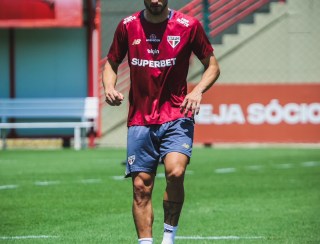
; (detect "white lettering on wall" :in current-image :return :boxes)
[195,100,320,125]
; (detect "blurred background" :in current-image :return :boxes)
[0,0,319,149]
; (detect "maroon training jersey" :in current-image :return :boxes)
[107,10,214,126]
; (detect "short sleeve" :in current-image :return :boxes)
[190,20,214,60]
[107,20,128,64]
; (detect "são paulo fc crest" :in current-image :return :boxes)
[167,36,180,48]
[128,155,135,165]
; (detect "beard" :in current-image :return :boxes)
[144,0,168,16]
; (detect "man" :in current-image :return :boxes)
[103,0,220,243]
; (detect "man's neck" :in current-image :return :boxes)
[144,8,170,24]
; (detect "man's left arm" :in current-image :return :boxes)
[180,54,220,116]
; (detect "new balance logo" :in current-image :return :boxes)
[132,39,141,45]
[182,143,190,149]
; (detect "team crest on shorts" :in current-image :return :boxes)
[167,36,180,48]
[128,155,136,165]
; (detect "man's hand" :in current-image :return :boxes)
[180,90,202,116]
[105,89,124,106]
[180,54,220,116]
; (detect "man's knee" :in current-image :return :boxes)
[133,180,152,199]
[166,166,186,183]
[164,152,189,184]
[132,173,154,206]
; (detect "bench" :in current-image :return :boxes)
[0,97,99,150]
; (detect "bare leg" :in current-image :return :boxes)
[132,172,155,238]
[163,152,189,226]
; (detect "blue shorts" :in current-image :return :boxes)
[125,118,194,177]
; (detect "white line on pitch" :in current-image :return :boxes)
[246,165,263,171]
[157,170,194,178]
[176,236,264,240]
[274,163,293,169]
[80,179,102,184]
[0,184,18,190]
[301,161,320,167]
[156,173,166,178]
[34,181,60,186]
[112,176,125,180]
[215,168,236,174]
[0,235,59,240]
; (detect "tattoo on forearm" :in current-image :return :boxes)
[163,200,184,226]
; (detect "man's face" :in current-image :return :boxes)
[144,0,168,16]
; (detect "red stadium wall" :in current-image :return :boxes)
[0,0,83,28]
[190,84,320,143]
[0,0,55,20]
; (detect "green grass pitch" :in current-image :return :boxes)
[0,148,319,243]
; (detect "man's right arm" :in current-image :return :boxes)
[102,59,124,106]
